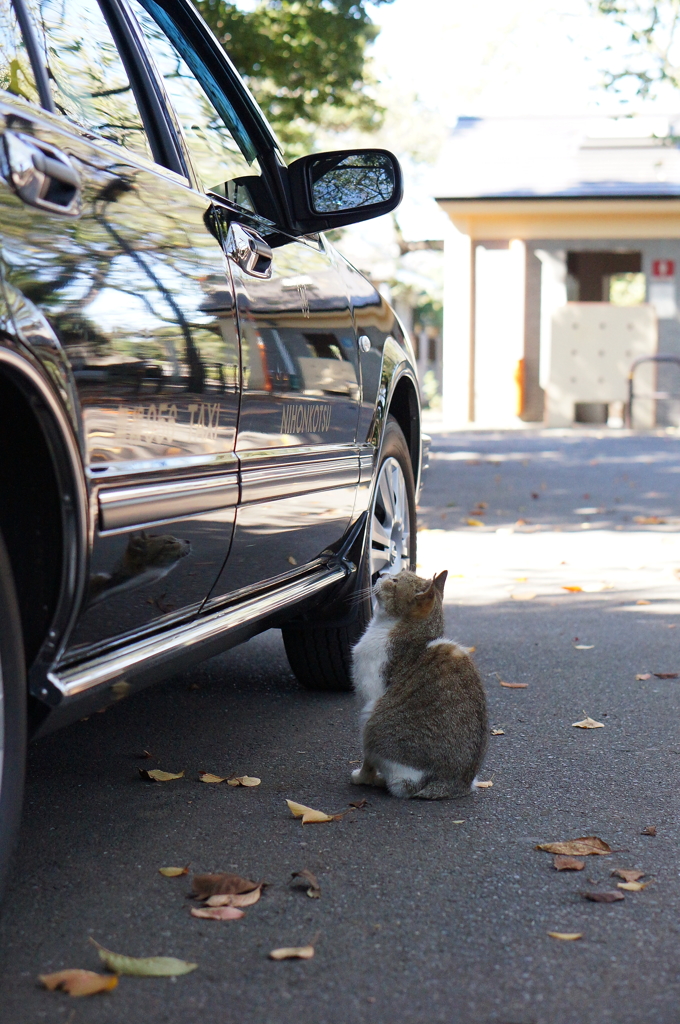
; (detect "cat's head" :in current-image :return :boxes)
[374,569,448,620]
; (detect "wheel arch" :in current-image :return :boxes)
[0,346,88,716]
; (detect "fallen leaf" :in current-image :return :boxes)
[137,750,152,759]
[467,646,477,653]
[349,798,368,809]
[286,799,335,823]
[636,599,651,605]
[111,680,131,700]
[500,681,528,689]
[90,940,197,976]
[287,555,298,565]
[475,780,493,789]
[535,836,612,856]
[138,769,184,782]
[634,516,666,524]
[617,880,652,892]
[636,673,652,681]
[641,826,657,836]
[510,591,536,601]
[583,891,625,903]
[159,865,189,877]
[491,728,505,736]
[553,855,585,871]
[611,869,645,882]
[39,969,118,996]
[562,586,583,593]
[192,873,260,899]
[190,905,244,920]
[452,819,465,824]
[574,645,594,650]
[269,944,315,961]
[206,887,263,908]
[226,775,261,787]
[654,673,678,679]
[292,869,321,898]
[572,717,604,729]
[466,519,484,527]
[547,932,582,941]
[198,772,227,783]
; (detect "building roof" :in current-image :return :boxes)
[433,115,680,201]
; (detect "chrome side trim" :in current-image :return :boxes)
[49,563,348,699]
[98,472,239,531]
[241,455,358,505]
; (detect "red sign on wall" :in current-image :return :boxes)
[652,259,675,279]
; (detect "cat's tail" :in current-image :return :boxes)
[411,779,474,800]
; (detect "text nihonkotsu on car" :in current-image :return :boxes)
[0,0,428,892]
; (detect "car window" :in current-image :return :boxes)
[128,0,262,211]
[23,0,152,159]
[0,0,40,104]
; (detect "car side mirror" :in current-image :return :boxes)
[287,148,403,234]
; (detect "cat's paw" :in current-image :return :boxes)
[351,767,367,785]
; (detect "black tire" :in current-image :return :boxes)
[0,530,26,899]
[283,416,417,691]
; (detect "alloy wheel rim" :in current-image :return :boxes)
[369,456,411,596]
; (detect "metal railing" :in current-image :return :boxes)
[626,354,680,427]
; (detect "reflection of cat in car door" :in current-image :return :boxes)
[88,531,191,605]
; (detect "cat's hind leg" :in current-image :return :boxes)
[412,779,473,800]
[372,758,426,799]
[351,760,386,788]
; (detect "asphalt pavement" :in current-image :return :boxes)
[2,426,680,1024]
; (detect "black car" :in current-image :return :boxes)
[0,0,426,891]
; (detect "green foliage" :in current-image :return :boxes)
[193,0,393,154]
[590,0,680,96]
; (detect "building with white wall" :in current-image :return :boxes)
[435,115,680,427]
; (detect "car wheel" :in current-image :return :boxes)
[283,416,416,691]
[0,529,26,898]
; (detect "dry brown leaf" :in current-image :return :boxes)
[349,798,368,809]
[654,673,678,679]
[536,836,612,856]
[636,673,652,681]
[159,865,189,877]
[138,768,184,782]
[611,869,645,882]
[583,890,625,903]
[269,944,315,961]
[617,880,652,892]
[636,599,652,605]
[190,905,244,921]
[286,800,335,823]
[634,516,666,525]
[192,872,259,899]
[562,586,583,593]
[39,970,118,996]
[500,681,528,689]
[547,932,582,941]
[553,855,585,871]
[292,869,321,898]
[137,750,152,759]
[491,728,505,736]
[226,775,261,787]
[641,826,657,836]
[572,717,604,729]
[475,780,493,789]
[206,886,263,908]
[198,772,227,783]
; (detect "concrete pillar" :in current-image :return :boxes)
[441,219,473,427]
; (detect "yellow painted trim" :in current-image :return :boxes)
[436,198,680,240]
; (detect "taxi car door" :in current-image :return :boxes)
[0,0,240,654]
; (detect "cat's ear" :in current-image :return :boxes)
[413,579,436,618]
[433,570,448,597]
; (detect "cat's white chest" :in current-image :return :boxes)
[352,614,394,705]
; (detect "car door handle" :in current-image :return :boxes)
[225,222,273,279]
[1,131,80,216]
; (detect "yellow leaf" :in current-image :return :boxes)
[227,775,261,787]
[39,969,118,996]
[286,799,334,822]
[475,780,493,789]
[159,865,189,877]
[636,599,651,605]
[572,717,604,729]
[617,880,652,892]
[269,944,315,960]
[547,932,582,941]
[562,586,583,592]
[198,772,227,783]
[466,518,484,527]
[138,769,184,781]
[574,645,595,650]
[90,940,197,977]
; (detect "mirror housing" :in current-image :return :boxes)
[287,148,403,234]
